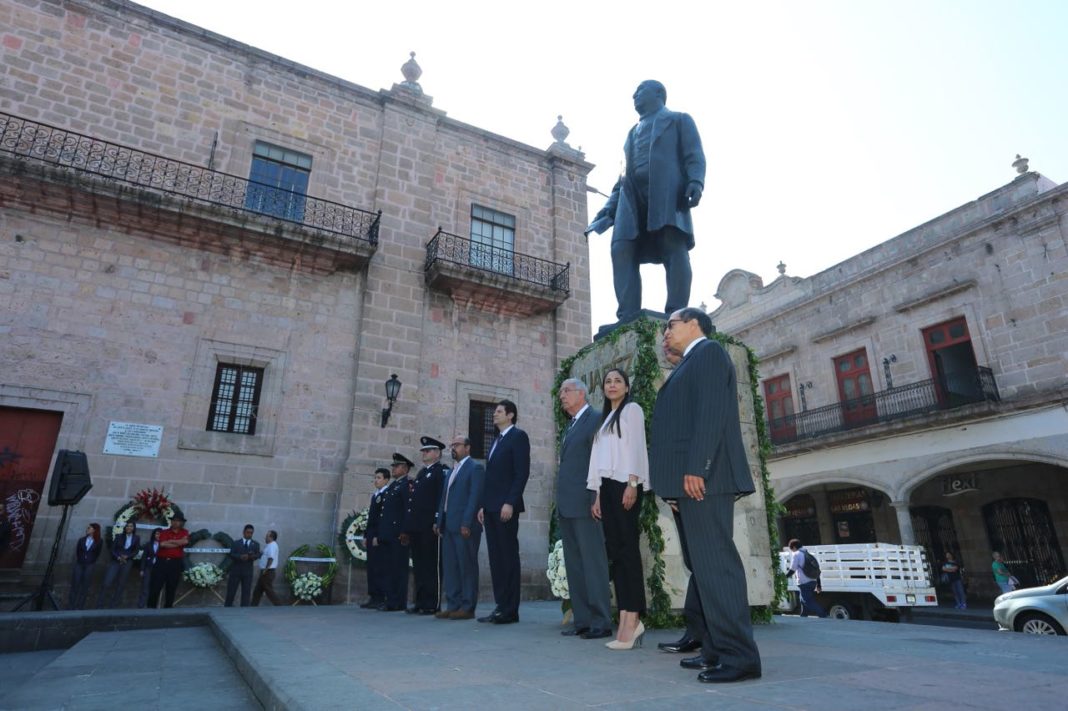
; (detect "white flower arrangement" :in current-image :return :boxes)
[342,509,369,563]
[292,572,324,601]
[546,539,569,600]
[183,562,224,588]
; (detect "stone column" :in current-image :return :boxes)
[891,500,916,545]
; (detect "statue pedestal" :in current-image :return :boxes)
[565,322,773,608]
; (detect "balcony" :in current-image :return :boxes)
[424,229,570,316]
[0,112,380,271]
[769,366,1001,446]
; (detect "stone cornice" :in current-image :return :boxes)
[811,317,877,344]
[893,280,977,313]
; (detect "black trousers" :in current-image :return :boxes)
[672,508,706,644]
[610,226,692,322]
[365,544,384,604]
[599,479,646,613]
[484,510,521,617]
[380,540,409,608]
[150,558,183,608]
[225,565,253,606]
[408,530,440,610]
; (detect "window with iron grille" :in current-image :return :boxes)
[245,141,311,222]
[470,204,515,275]
[467,400,498,459]
[207,364,264,435]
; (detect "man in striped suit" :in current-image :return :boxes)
[650,307,761,683]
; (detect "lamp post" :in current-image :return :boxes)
[380,374,402,428]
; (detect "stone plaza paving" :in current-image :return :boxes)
[2,601,1067,710]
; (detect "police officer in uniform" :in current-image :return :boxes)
[360,467,390,609]
[402,436,450,614]
[377,454,413,611]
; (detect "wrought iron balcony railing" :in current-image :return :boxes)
[768,366,1000,446]
[0,111,380,244]
[424,228,570,294]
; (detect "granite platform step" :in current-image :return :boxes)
[1,626,261,710]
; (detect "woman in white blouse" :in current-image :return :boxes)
[589,368,649,649]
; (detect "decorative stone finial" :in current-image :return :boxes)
[551,115,570,145]
[699,301,708,312]
[776,261,786,276]
[1012,154,1029,174]
[400,52,422,93]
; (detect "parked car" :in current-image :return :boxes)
[993,575,1068,635]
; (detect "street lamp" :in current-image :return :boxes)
[380,374,402,428]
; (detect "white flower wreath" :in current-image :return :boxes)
[183,562,224,588]
[292,572,324,601]
[546,539,570,600]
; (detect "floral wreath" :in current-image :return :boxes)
[284,543,338,602]
[106,488,186,554]
[547,538,569,600]
[337,509,369,566]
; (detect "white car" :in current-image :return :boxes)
[993,575,1068,635]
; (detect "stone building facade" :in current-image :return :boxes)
[710,167,1068,603]
[0,0,592,603]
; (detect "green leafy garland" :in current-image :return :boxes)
[551,317,785,627]
[284,543,339,588]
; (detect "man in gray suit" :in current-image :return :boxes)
[651,307,761,683]
[434,435,485,620]
[555,378,613,639]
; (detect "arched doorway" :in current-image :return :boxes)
[983,498,1066,588]
[781,494,820,546]
[911,506,962,602]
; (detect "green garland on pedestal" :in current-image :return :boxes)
[551,317,785,627]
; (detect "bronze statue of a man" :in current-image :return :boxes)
[587,80,706,324]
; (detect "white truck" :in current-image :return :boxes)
[778,543,938,621]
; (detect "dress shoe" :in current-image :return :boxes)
[477,610,502,623]
[449,609,475,620]
[561,627,590,637]
[658,635,700,653]
[580,627,612,639]
[418,608,437,615]
[377,604,405,612]
[492,613,519,624]
[697,665,762,683]
[434,610,451,619]
[359,600,381,609]
[680,655,716,671]
[405,606,419,614]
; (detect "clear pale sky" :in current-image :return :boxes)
[136,0,1068,333]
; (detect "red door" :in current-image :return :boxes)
[0,407,63,569]
[833,349,876,428]
[763,374,796,443]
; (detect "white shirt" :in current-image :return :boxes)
[488,425,514,459]
[261,540,279,570]
[790,548,816,585]
[683,336,706,358]
[587,402,649,490]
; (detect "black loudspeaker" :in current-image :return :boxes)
[47,450,93,506]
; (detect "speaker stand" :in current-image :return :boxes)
[12,504,73,612]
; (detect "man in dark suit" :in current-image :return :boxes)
[377,454,413,611]
[657,342,703,655]
[435,435,485,620]
[478,399,530,624]
[402,436,449,614]
[555,378,612,639]
[360,467,390,609]
[587,80,705,324]
[651,307,761,683]
[225,524,261,607]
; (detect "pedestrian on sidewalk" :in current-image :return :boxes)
[252,530,281,606]
[991,551,1019,594]
[940,551,967,609]
[787,539,827,618]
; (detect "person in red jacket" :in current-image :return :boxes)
[149,514,189,608]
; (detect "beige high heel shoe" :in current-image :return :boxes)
[605,621,645,650]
